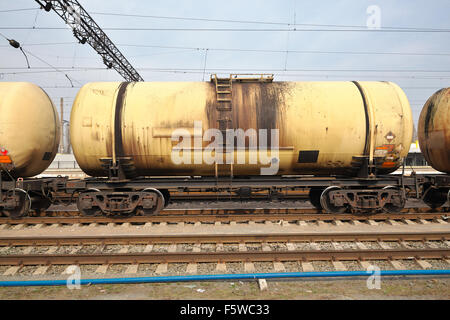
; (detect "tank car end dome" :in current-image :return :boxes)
[418,87,450,174]
[0,82,60,178]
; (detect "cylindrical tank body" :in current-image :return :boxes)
[418,88,450,174]
[0,82,60,178]
[70,81,413,177]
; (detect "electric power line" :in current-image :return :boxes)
[117,43,450,57]
[1,26,450,33]
[0,30,81,86]
[3,66,450,73]
[0,42,76,47]
[89,11,450,32]
[0,8,39,13]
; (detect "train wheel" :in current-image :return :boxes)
[320,186,346,213]
[77,190,102,216]
[308,188,324,210]
[382,186,406,213]
[138,188,165,216]
[422,187,448,209]
[3,189,31,219]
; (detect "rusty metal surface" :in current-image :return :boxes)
[418,87,450,174]
[0,82,60,178]
[70,80,412,177]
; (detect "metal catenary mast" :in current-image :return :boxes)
[35,0,144,81]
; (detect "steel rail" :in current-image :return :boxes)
[0,248,448,265]
[32,207,450,215]
[0,231,449,246]
[0,211,446,225]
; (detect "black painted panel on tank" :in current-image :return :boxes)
[298,150,320,163]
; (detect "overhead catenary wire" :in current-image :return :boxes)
[0,8,39,13]
[0,41,448,57]
[0,31,30,68]
[2,66,450,73]
[5,48,197,61]
[0,31,81,87]
[89,11,450,32]
[138,67,450,73]
[3,67,450,81]
[117,43,450,57]
[0,42,77,47]
[21,48,81,86]
[1,26,450,33]
[3,71,450,82]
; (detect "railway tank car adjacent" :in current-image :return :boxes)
[0,82,60,217]
[418,87,450,207]
[0,82,60,178]
[70,80,413,178]
[418,87,450,174]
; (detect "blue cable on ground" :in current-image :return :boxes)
[1,269,449,287]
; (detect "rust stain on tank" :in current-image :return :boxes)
[206,82,291,148]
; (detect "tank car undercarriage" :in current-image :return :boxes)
[1,173,449,218]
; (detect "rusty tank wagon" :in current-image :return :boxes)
[70,78,413,178]
[0,77,449,218]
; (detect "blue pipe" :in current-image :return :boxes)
[1,269,450,287]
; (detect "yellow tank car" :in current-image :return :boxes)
[0,82,60,178]
[70,79,413,178]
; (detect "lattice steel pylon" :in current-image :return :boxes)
[35,0,144,81]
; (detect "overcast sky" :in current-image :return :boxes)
[1,0,449,126]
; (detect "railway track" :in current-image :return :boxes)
[1,206,449,277]
[0,231,449,275]
[1,248,448,266]
[1,207,449,226]
[1,231,449,246]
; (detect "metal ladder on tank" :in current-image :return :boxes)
[211,73,274,149]
[210,73,275,178]
[212,74,233,139]
[211,74,234,201]
[210,74,274,200]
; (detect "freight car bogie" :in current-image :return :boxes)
[76,188,166,217]
[315,185,406,213]
[0,188,53,218]
[0,188,31,218]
